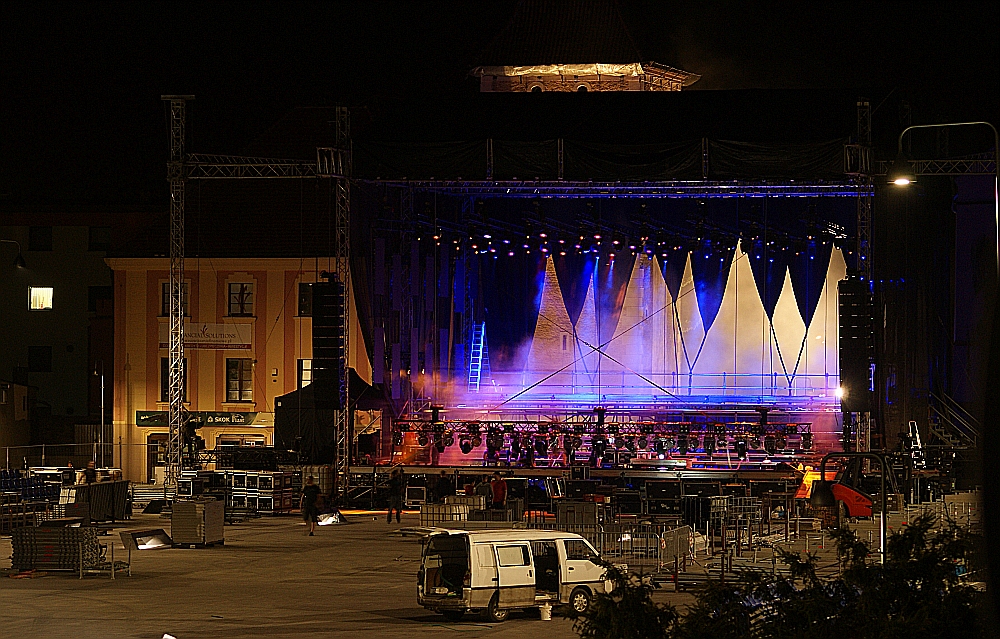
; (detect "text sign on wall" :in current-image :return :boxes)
[158,323,252,350]
[136,411,262,427]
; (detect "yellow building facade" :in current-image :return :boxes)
[106,257,370,482]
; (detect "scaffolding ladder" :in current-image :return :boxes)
[468,322,491,392]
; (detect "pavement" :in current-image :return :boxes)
[0,509,912,639]
[0,511,599,639]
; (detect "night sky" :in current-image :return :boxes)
[1,1,997,209]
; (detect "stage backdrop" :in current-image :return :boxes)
[498,244,848,404]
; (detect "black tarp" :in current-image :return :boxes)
[274,382,339,464]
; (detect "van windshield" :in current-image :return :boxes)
[423,535,469,596]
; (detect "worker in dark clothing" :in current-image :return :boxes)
[82,461,98,484]
[433,470,454,504]
[300,475,321,536]
[387,468,405,524]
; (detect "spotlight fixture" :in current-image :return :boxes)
[735,437,748,460]
[472,435,483,448]
[677,435,689,455]
[800,432,813,451]
[654,438,665,455]
[443,433,455,447]
[637,436,648,450]
[392,432,403,447]
[459,438,472,454]
[417,433,429,446]
[592,436,607,458]
[703,435,716,456]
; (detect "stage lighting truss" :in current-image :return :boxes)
[389,418,814,457]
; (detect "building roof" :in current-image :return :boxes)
[477,0,645,66]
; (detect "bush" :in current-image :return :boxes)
[570,515,985,639]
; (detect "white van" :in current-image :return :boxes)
[418,529,611,622]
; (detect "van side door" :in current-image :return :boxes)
[494,543,536,606]
[562,539,605,587]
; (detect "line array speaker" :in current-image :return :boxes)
[311,280,347,410]
[838,278,873,412]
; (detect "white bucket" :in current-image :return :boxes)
[539,603,552,621]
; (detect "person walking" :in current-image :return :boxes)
[300,475,320,536]
[387,468,405,524]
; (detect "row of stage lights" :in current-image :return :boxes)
[392,423,813,460]
[417,232,843,261]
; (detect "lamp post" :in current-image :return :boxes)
[94,360,105,468]
[888,121,999,271]
[810,451,889,564]
[1,238,27,268]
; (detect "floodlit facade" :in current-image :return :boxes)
[106,257,370,482]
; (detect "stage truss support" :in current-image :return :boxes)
[159,98,351,495]
[329,107,352,495]
[161,95,194,487]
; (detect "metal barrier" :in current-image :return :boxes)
[527,521,693,575]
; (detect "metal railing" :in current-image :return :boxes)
[483,371,842,401]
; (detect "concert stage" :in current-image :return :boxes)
[359,140,867,471]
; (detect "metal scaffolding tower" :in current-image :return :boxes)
[328,108,352,489]
[159,97,351,494]
[161,95,193,486]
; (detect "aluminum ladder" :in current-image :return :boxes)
[468,322,490,392]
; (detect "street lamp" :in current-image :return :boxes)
[889,121,999,269]
[810,451,889,564]
[1,239,27,268]
[93,361,105,468]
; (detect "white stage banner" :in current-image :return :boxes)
[158,322,252,350]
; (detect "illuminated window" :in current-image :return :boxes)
[298,359,313,389]
[226,358,253,402]
[29,287,53,310]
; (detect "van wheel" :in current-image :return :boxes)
[442,609,466,621]
[484,593,508,622]
[570,587,591,614]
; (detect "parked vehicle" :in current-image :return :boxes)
[418,529,613,622]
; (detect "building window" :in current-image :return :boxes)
[298,359,313,389]
[88,285,113,312]
[28,346,52,373]
[228,282,254,316]
[28,226,52,251]
[88,226,111,252]
[562,335,567,351]
[226,358,253,402]
[298,282,312,316]
[159,357,188,403]
[29,287,53,310]
[160,282,189,316]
